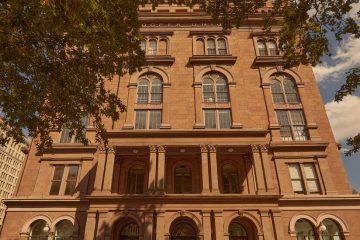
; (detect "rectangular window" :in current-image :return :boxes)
[149,110,162,129]
[50,165,65,195]
[303,163,320,194]
[60,128,72,143]
[288,164,305,194]
[135,110,147,129]
[218,109,231,129]
[276,110,308,141]
[204,110,216,128]
[204,109,231,129]
[290,110,308,141]
[64,165,79,195]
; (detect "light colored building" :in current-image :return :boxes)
[2,2,360,240]
[0,132,27,228]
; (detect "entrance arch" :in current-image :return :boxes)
[113,217,141,240]
[227,216,259,240]
[170,217,198,240]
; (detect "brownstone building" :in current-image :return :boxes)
[2,2,360,240]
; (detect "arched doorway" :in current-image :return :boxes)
[229,222,248,240]
[228,217,258,240]
[170,218,198,240]
[113,217,141,240]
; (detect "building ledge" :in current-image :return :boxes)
[145,55,175,65]
[254,55,284,65]
[189,55,237,65]
[270,141,328,151]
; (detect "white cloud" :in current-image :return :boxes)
[325,95,360,142]
[313,37,360,83]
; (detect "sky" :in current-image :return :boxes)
[312,3,360,191]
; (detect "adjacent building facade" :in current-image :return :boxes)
[2,2,360,240]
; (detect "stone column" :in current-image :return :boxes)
[161,83,171,129]
[112,160,121,193]
[214,211,224,240]
[123,83,137,129]
[157,145,166,193]
[202,211,212,240]
[148,146,157,193]
[228,83,243,128]
[208,145,219,193]
[250,145,266,194]
[156,211,165,240]
[259,210,275,240]
[259,145,275,192]
[94,146,107,192]
[271,210,285,240]
[103,146,116,193]
[243,155,256,194]
[200,145,210,194]
[84,211,97,240]
[144,212,154,240]
[193,83,205,128]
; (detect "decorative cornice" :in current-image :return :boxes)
[189,30,231,35]
[141,31,173,36]
[97,145,115,153]
[250,144,260,153]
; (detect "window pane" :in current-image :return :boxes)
[284,79,300,103]
[217,38,227,55]
[204,110,216,128]
[158,39,167,55]
[50,181,62,195]
[55,220,74,240]
[137,80,149,103]
[151,79,162,103]
[149,110,161,129]
[289,164,301,179]
[30,220,48,238]
[290,110,305,125]
[270,80,285,103]
[140,40,146,52]
[53,166,65,180]
[60,128,72,143]
[218,109,231,129]
[267,40,279,56]
[276,110,290,125]
[64,165,79,195]
[295,219,316,240]
[304,164,320,193]
[50,165,64,195]
[289,164,304,193]
[203,79,215,102]
[216,79,229,102]
[148,39,157,55]
[207,39,216,54]
[257,40,267,56]
[135,111,147,129]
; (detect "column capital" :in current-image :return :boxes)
[149,145,157,153]
[97,145,116,153]
[250,144,260,153]
[157,145,166,153]
[259,144,269,153]
[207,144,217,153]
[200,145,208,153]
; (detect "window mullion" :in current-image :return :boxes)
[215,37,219,55]
[287,111,296,140]
[59,165,69,195]
[299,164,310,194]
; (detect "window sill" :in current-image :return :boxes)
[145,55,175,65]
[189,55,237,65]
[254,55,284,65]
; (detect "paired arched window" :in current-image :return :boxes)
[171,222,197,239]
[221,164,240,194]
[257,39,279,56]
[294,218,345,240]
[202,73,229,102]
[137,73,163,104]
[140,38,169,55]
[174,164,192,194]
[195,37,228,55]
[295,219,316,240]
[55,220,74,240]
[229,222,248,240]
[29,220,48,240]
[119,222,140,240]
[127,165,145,194]
[322,219,344,240]
[270,77,300,104]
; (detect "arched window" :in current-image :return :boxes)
[174,164,192,194]
[270,80,285,104]
[151,78,163,103]
[119,222,140,240]
[283,78,299,103]
[216,78,229,102]
[148,39,157,55]
[137,80,149,103]
[29,220,48,240]
[158,39,168,55]
[229,222,248,240]
[207,38,216,55]
[295,219,316,240]
[322,219,344,240]
[55,220,74,240]
[218,38,227,55]
[203,79,215,102]
[267,40,279,56]
[221,164,240,194]
[127,165,145,194]
[196,39,205,55]
[202,72,229,102]
[171,222,197,239]
[257,40,267,56]
[140,40,146,52]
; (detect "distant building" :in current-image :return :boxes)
[2,2,360,240]
[0,131,27,228]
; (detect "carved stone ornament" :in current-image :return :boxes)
[157,145,166,152]
[238,210,244,217]
[149,145,157,153]
[97,145,115,153]
[207,145,216,152]
[200,145,208,153]
[250,144,260,153]
[180,210,186,216]
[259,144,268,153]
[122,210,129,216]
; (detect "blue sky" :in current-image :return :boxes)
[313,2,360,191]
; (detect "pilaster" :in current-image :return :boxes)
[201,211,212,240]
[200,145,210,194]
[123,83,137,129]
[214,211,224,240]
[250,145,266,194]
[156,211,165,240]
[157,145,166,193]
[103,146,116,193]
[228,84,243,128]
[208,145,219,193]
[160,83,171,129]
[259,145,275,192]
[193,83,205,129]
[94,146,107,192]
[148,145,157,193]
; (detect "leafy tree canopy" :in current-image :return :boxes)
[0,0,359,154]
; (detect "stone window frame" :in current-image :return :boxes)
[254,36,280,57]
[126,163,147,194]
[48,163,81,197]
[116,158,149,194]
[193,35,230,55]
[59,115,89,144]
[140,35,171,56]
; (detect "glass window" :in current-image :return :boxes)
[29,220,48,240]
[257,40,267,56]
[217,38,227,55]
[322,219,343,240]
[288,164,305,194]
[120,223,140,240]
[127,165,145,194]
[149,110,162,129]
[151,79,163,103]
[207,38,216,55]
[267,40,279,56]
[55,220,74,240]
[196,39,205,55]
[64,165,79,195]
[283,79,299,103]
[290,110,308,141]
[218,109,231,129]
[303,164,320,194]
[216,78,229,102]
[203,72,229,103]
[148,39,157,55]
[221,164,240,193]
[203,79,215,102]
[75,115,88,143]
[229,222,247,240]
[295,219,316,240]
[60,128,72,143]
[276,110,308,141]
[50,165,65,195]
[137,80,149,103]
[204,110,216,129]
[276,110,292,141]
[174,165,192,194]
[171,222,196,237]
[270,80,285,104]
[135,111,147,129]
[140,40,146,52]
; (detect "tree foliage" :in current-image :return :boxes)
[0,0,359,154]
[0,0,144,150]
